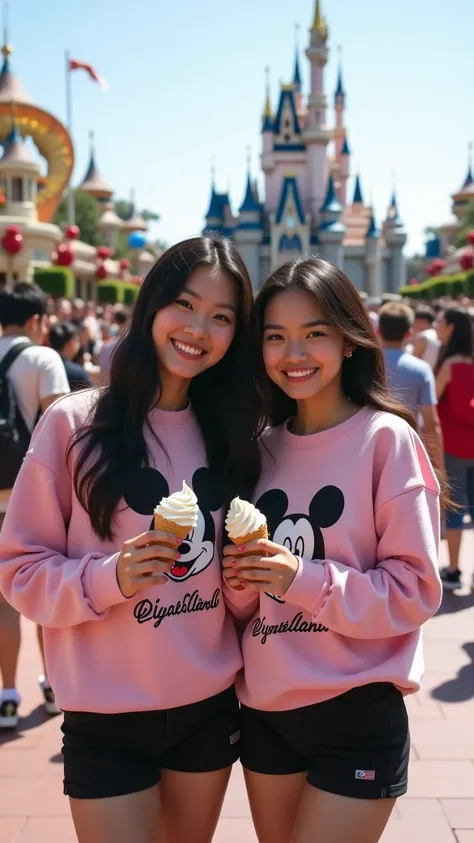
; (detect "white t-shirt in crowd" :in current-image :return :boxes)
[417,328,440,370]
[0,335,70,432]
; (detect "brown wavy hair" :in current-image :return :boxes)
[253,258,449,508]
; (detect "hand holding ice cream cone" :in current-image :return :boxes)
[223,497,298,596]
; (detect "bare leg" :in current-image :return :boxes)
[160,767,232,843]
[292,784,396,843]
[36,625,48,676]
[446,528,462,571]
[0,597,21,689]
[69,784,160,843]
[244,769,306,843]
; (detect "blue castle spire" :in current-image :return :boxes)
[321,173,342,213]
[239,170,260,214]
[353,174,364,204]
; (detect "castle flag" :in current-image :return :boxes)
[68,58,109,92]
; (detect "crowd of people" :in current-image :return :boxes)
[0,242,471,843]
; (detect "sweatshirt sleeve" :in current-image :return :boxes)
[222,579,259,623]
[0,403,130,627]
[283,485,442,638]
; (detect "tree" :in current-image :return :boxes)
[53,190,101,246]
[456,200,474,247]
[114,199,160,223]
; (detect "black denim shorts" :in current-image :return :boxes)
[62,685,240,799]
[240,682,409,800]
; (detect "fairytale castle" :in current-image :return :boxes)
[203,0,406,293]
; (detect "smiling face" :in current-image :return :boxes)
[262,287,348,402]
[152,265,238,387]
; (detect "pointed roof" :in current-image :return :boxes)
[387,189,403,225]
[0,44,33,105]
[1,122,34,164]
[79,131,113,198]
[99,202,124,230]
[205,185,230,222]
[366,209,379,238]
[239,171,260,214]
[335,64,345,101]
[462,167,473,189]
[262,67,274,132]
[311,0,328,39]
[341,135,350,156]
[353,174,364,204]
[275,175,305,225]
[321,173,342,213]
[123,189,147,232]
[293,50,302,90]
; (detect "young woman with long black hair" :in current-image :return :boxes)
[0,236,261,843]
[223,258,442,843]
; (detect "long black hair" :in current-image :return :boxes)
[253,258,417,430]
[436,307,474,372]
[68,236,262,541]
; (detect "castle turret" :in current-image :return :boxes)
[234,156,262,289]
[79,131,113,204]
[122,188,147,233]
[334,55,349,205]
[99,202,124,250]
[0,123,41,221]
[384,190,407,292]
[340,134,350,206]
[452,143,474,220]
[352,173,364,205]
[318,172,345,269]
[303,0,331,223]
[365,208,381,297]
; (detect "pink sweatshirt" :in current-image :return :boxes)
[225,407,442,711]
[0,392,242,713]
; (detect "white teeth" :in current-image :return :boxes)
[173,340,203,356]
[286,369,316,379]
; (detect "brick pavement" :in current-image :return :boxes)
[0,536,473,843]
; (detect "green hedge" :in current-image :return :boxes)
[123,284,139,305]
[96,281,124,304]
[34,267,75,299]
[400,270,474,300]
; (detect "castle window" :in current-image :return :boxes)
[284,133,291,142]
[12,178,23,202]
[284,119,291,128]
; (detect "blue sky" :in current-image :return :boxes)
[9,0,474,254]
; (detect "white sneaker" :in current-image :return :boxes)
[0,689,20,729]
[38,676,60,717]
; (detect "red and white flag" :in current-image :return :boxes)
[68,58,109,92]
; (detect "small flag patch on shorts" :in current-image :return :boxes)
[355,769,375,780]
[229,730,240,745]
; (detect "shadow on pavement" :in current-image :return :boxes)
[435,589,474,616]
[430,642,474,703]
[0,704,54,746]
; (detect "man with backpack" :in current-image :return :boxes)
[0,282,70,729]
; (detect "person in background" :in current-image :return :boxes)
[71,298,86,327]
[435,307,474,590]
[49,322,92,391]
[379,302,444,477]
[55,297,73,322]
[412,306,440,370]
[98,309,129,384]
[0,282,70,729]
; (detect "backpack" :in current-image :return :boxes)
[0,341,34,490]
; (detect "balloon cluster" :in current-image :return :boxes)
[460,249,474,271]
[2,225,23,256]
[425,258,445,277]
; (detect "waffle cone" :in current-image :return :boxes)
[231,523,268,554]
[154,513,190,543]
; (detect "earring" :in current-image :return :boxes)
[345,350,353,358]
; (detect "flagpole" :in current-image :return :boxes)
[65,48,75,225]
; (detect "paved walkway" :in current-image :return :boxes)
[0,536,473,843]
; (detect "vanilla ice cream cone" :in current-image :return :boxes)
[225,497,268,554]
[153,480,198,544]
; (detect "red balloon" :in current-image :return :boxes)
[65,225,80,240]
[425,263,436,276]
[96,264,107,281]
[97,246,113,261]
[431,258,446,276]
[467,230,474,246]
[55,243,74,267]
[409,277,418,286]
[119,258,131,271]
[460,249,474,271]
[2,227,23,255]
